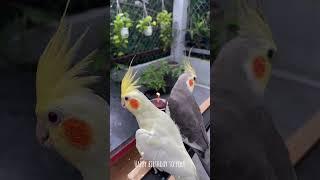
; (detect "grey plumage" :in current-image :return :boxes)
[212,0,297,179]
[168,73,210,175]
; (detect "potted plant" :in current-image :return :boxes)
[111,12,132,56]
[139,61,184,99]
[136,15,157,36]
[156,10,172,50]
[150,92,167,111]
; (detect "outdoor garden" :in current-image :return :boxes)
[110,0,210,179]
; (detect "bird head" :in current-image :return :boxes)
[120,62,154,115]
[213,0,276,99]
[181,58,197,92]
[35,0,107,175]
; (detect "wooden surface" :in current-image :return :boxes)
[110,147,141,180]
[286,111,320,165]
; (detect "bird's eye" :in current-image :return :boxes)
[48,112,60,124]
[267,49,274,59]
[125,97,129,101]
[193,77,196,81]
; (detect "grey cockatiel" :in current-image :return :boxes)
[212,0,297,180]
[167,59,210,176]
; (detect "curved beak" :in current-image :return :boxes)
[121,99,126,108]
[36,120,52,148]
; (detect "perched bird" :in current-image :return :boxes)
[212,0,297,179]
[121,63,198,180]
[167,59,210,175]
[35,1,108,179]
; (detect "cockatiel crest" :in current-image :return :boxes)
[183,48,197,92]
[121,60,140,98]
[214,0,277,97]
[36,1,98,114]
[237,0,276,93]
[237,0,276,48]
[35,0,108,179]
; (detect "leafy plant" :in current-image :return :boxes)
[111,12,132,56]
[140,61,184,93]
[186,12,210,50]
[171,63,184,79]
[189,14,209,40]
[136,15,157,33]
[156,10,172,50]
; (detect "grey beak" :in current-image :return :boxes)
[36,121,49,146]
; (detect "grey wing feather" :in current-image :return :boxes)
[168,89,209,152]
[213,101,296,180]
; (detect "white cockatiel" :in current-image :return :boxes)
[121,64,198,180]
[35,1,108,179]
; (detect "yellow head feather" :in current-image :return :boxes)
[121,59,140,97]
[236,0,276,48]
[36,0,98,114]
[184,48,196,77]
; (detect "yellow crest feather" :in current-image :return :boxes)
[184,48,196,77]
[236,0,276,48]
[121,59,140,97]
[36,0,98,113]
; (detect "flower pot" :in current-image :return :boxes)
[144,26,153,36]
[151,98,167,111]
[121,27,129,38]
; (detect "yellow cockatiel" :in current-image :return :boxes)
[35,1,108,179]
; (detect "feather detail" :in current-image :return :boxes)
[183,47,196,77]
[36,0,97,113]
[121,58,140,97]
[236,0,276,49]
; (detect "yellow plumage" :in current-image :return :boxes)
[183,47,196,77]
[121,63,140,97]
[184,60,196,77]
[237,0,275,47]
[36,0,97,114]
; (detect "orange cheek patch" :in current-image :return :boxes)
[129,99,140,110]
[253,57,266,79]
[62,118,93,150]
[188,79,194,87]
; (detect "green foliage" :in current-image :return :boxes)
[171,63,184,79]
[156,10,172,50]
[136,16,157,33]
[111,12,132,56]
[140,61,184,93]
[189,13,209,41]
[140,63,167,92]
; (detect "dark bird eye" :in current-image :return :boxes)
[267,49,274,59]
[125,96,129,101]
[193,77,196,81]
[48,112,59,124]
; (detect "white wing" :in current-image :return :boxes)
[135,129,197,178]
